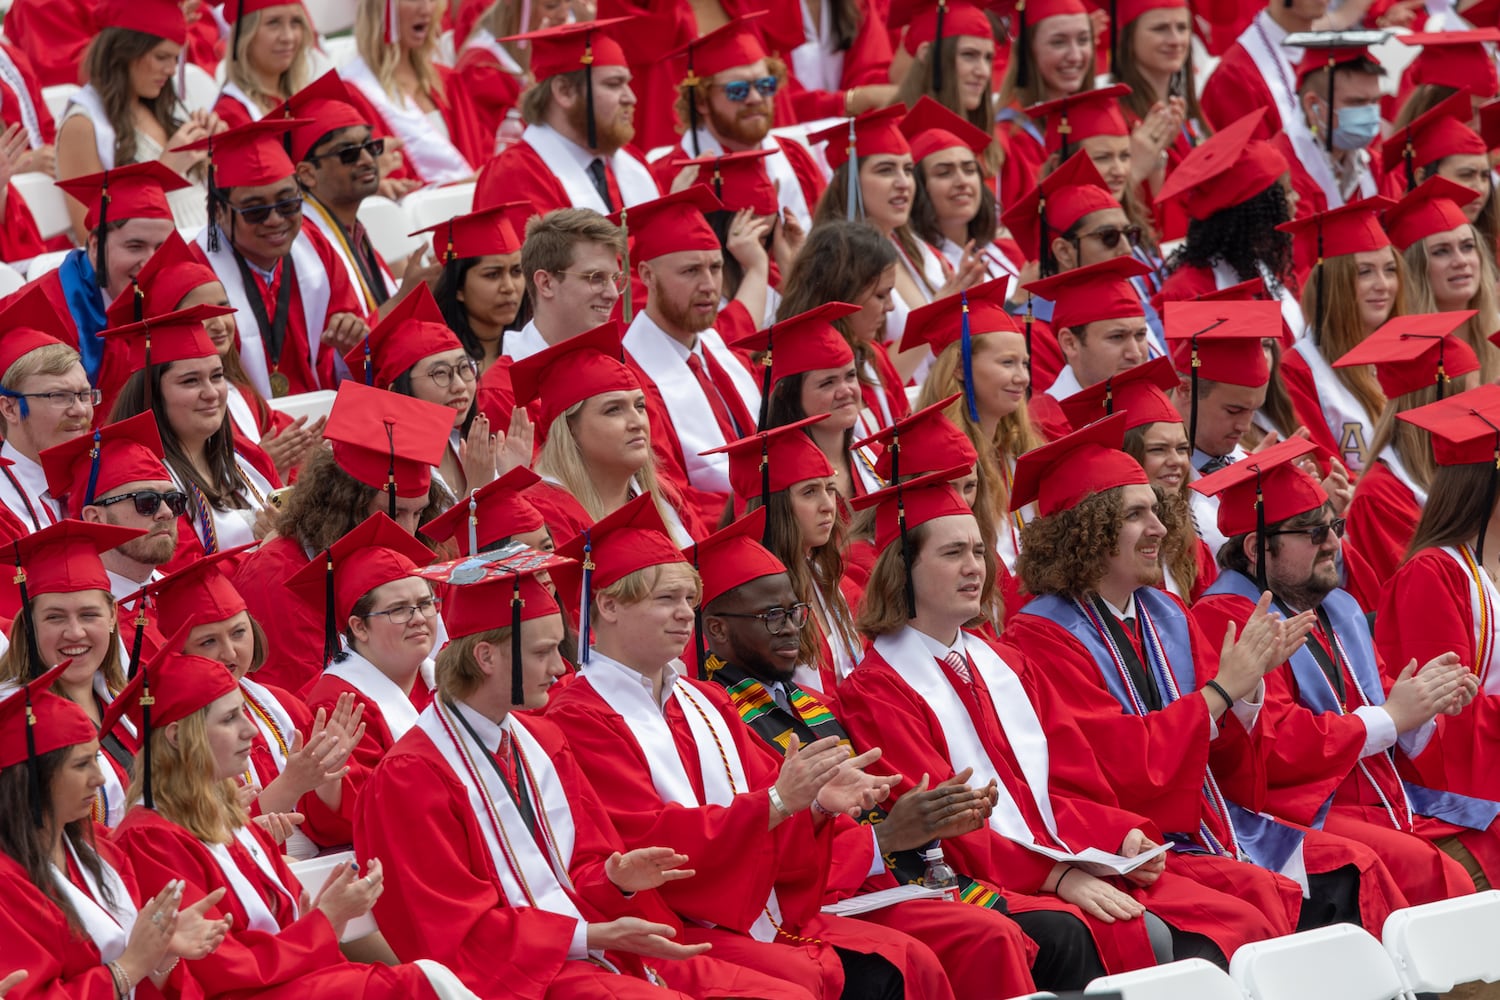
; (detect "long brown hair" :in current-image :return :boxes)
[1405,462,1499,561]
[1122,423,1197,597]
[856,517,997,637]
[1401,228,1500,383]
[1299,249,1403,423]
[224,6,313,107]
[892,35,1002,176]
[745,489,858,667]
[128,709,247,844]
[1113,9,1204,126]
[1366,381,1451,496]
[776,220,899,387]
[812,165,939,298]
[82,28,187,170]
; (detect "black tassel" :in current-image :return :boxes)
[510,573,524,705]
[584,34,598,150]
[24,687,41,826]
[1324,57,1336,156]
[15,542,43,682]
[759,436,771,544]
[691,546,708,680]
[1403,128,1416,193]
[1015,1,1030,91]
[127,605,147,680]
[578,530,594,666]
[932,0,947,95]
[94,177,110,289]
[207,156,221,254]
[140,667,155,809]
[384,421,398,519]
[1437,340,1447,401]
[131,280,144,323]
[1254,466,1267,592]
[899,492,916,618]
[1476,413,1500,569]
[322,549,337,665]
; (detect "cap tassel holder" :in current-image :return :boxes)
[578,530,594,665]
[845,117,863,221]
[1015,0,1030,90]
[140,667,155,809]
[619,206,634,323]
[897,484,917,618]
[509,571,525,705]
[583,32,599,150]
[756,324,773,431]
[24,686,41,826]
[1475,411,1500,569]
[13,543,43,681]
[960,290,979,422]
[94,173,110,290]
[383,421,398,519]
[1437,339,1447,400]
[1324,55,1336,156]
[83,429,103,507]
[466,493,479,555]
[932,0,948,95]
[321,549,337,665]
[1186,318,1227,455]
[758,435,772,543]
[1254,464,1268,593]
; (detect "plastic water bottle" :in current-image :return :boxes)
[495,109,525,155]
[921,847,959,902]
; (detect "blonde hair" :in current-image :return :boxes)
[0,343,84,436]
[1299,249,1404,423]
[355,0,447,103]
[534,399,683,532]
[224,6,313,108]
[435,627,508,702]
[127,710,247,845]
[1401,229,1500,383]
[0,598,123,694]
[1366,381,1448,495]
[596,562,701,611]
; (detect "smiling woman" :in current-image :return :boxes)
[215,1,315,126]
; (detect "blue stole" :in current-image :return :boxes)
[1022,589,1306,873]
[55,250,107,384]
[1204,571,1500,832]
[995,106,1044,145]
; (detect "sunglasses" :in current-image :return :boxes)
[92,490,191,518]
[1266,518,1346,546]
[1076,224,1143,250]
[226,194,304,226]
[310,138,386,166]
[715,76,779,102]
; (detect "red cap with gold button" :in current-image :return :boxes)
[1022,256,1151,332]
[1335,311,1480,400]
[38,412,172,519]
[1380,90,1487,192]
[1398,30,1500,99]
[1058,356,1182,432]
[1025,83,1132,156]
[900,96,994,163]
[1010,413,1147,516]
[1153,109,1289,222]
[807,105,912,171]
[344,284,462,389]
[699,415,834,512]
[1191,436,1326,537]
[1000,151,1120,266]
[509,321,640,431]
[422,467,548,557]
[1382,175,1480,252]
[609,185,722,264]
[410,206,523,264]
[853,392,979,481]
[321,380,454,499]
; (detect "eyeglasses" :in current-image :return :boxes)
[555,269,627,293]
[713,603,812,635]
[14,389,102,409]
[1267,518,1346,546]
[92,490,190,518]
[1075,224,1143,250]
[226,194,304,226]
[416,359,479,389]
[363,597,442,626]
[308,138,385,166]
[714,76,779,102]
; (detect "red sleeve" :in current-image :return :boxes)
[0,184,46,265]
[0,856,123,1000]
[996,122,1044,209]
[213,94,254,131]
[231,538,323,694]
[1199,46,1280,135]
[0,40,55,143]
[1374,550,1475,682]
[776,138,829,212]
[475,142,571,215]
[524,482,593,546]
[1344,462,1420,601]
[433,65,489,173]
[5,0,95,87]
[1189,538,1219,605]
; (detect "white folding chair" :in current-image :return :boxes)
[1231,923,1406,1000]
[179,61,221,114]
[1384,890,1500,995]
[357,195,421,263]
[13,171,72,240]
[400,182,476,232]
[0,262,25,296]
[1368,28,1419,98]
[1086,958,1240,1000]
[319,35,360,68]
[267,389,337,424]
[41,84,79,123]
[1002,993,1059,999]
[285,851,377,941]
[25,249,72,280]
[302,0,358,36]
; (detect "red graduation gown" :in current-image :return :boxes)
[230,535,322,694]
[112,808,441,1000]
[1344,460,1421,610]
[778,0,894,124]
[545,674,957,1000]
[474,138,662,218]
[0,39,55,143]
[1199,41,1282,137]
[305,669,434,779]
[339,69,488,183]
[1278,349,1360,474]
[240,678,360,850]
[996,117,1046,211]
[451,45,523,163]
[3,0,92,87]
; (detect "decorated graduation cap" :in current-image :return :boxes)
[898,277,1014,420]
[423,467,547,556]
[900,96,994,164]
[0,661,93,824]
[101,636,239,809]
[1283,30,1388,154]
[506,17,632,150]
[509,320,640,430]
[1334,311,1479,400]
[105,231,220,327]
[1153,109,1288,223]
[553,493,686,666]
[1010,413,1146,517]
[410,205,523,265]
[850,464,974,615]
[322,380,453,507]
[1022,255,1151,333]
[1380,90,1486,193]
[891,0,994,95]
[1058,355,1181,430]
[700,415,834,526]
[1383,175,1480,252]
[668,14,769,156]
[96,0,189,44]
[55,162,188,290]
[1276,198,1394,340]
[807,105,911,219]
[611,185,722,265]
[853,392,979,481]
[1191,436,1325,588]
[1398,29,1500,99]
[0,285,69,384]
[344,284,460,389]
[1025,83,1131,159]
[999,151,1118,274]
[264,70,370,163]
[432,553,565,703]
[284,512,434,667]
[38,412,171,519]
[729,302,860,427]
[172,118,310,253]
[146,543,256,638]
[1164,299,1275,452]
[675,148,780,216]
[999,0,1089,90]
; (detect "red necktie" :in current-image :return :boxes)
[494,730,518,796]
[943,651,974,684]
[702,348,758,437]
[687,352,745,441]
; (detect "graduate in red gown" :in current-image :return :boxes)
[1198,0,1317,137]
[357,557,800,999]
[2,0,94,87]
[109,644,471,999]
[0,662,230,1000]
[545,495,960,999]
[1191,441,1498,898]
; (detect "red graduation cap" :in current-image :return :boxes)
[1025,83,1132,155]
[1482,97,1500,151]
[892,0,995,53]
[699,414,834,510]
[55,162,186,231]
[850,464,975,551]
[173,118,307,190]
[1163,300,1275,387]
[322,381,453,498]
[1399,29,1500,99]
[1191,279,1269,302]
[264,70,371,164]
[97,303,230,371]
[674,148,780,216]
[729,302,859,387]
[145,543,256,638]
[1010,413,1147,516]
[1292,42,1380,92]
[0,285,69,377]
[807,105,913,171]
[0,519,147,614]
[1334,311,1480,399]
[900,96,994,163]
[105,231,220,328]
[685,508,787,608]
[898,275,1014,355]
[1153,109,1288,222]
[0,661,95,771]
[1276,197,1394,276]
[1464,0,1500,27]
[1380,90,1487,191]
[505,17,632,81]
[1114,0,1186,24]
[344,284,461,389]
[1398,383,1500,465]
[423,467,548,556]
[1190,436,1326,538]
[999,150,1119,265]
[1022,255,1151,331]
[438,562,561,641]
[509,321,640,430]
[610,185,722,264]
[668,13,769,82]
[39,412,171,518]
[1058,356,1181,431]
[217,0,311,16]
[853,392,979,481]
[410,205,523,265]
[95,0,189,45]
[1383,175,1481,252]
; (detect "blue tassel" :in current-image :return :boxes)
[960,291,978,423]
[362,340,374,385]
[578,531,593,666]
[84,430,102,506]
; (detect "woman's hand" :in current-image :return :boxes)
[668,163,700,194]
[771,204,806,275]
[167,887,232,961]
[0,971,26,996]
[251,810,305,845]
[0,124,32,195]
[259,414,325,482]
[1053,867,1144,923]
[116,880,184,988]
[459,412,498,490]
[586,917,712,960]
[313,859,384,938]
[605,847,696,892]
[934,241,988,299]
[725,207,773,275]
[161,116,212,176]
[496,406,535,476]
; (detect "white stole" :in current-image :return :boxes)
[303,200,396,313]
[1212,258,1306,342]
[227,387,262,442]
[0,441,60,532]
[217,82,264,124]
[1442,545,1500,693]
[0,45,42,148]
[623,314,760,495]
[871,628,1067,853]
[790,0,842,94]
[324,649,434,743]
[1240,12,1303,134]
[340,58,472,185]
[173,453,274,554]
[240,675,295,779]
[196,226,332,398]
[942,238,1022,282]
[580,655,784,941]
[206,825,299,934]
[850,412,885,496]
[518,123,660,214]
[1292,338,1377,473]
[64,86,117,169]
[50,841,137,973]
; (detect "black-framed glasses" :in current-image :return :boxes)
[15,389,101,409]
[226,195,304,226]
[92,490,190,518]
[416,359,479,389]
[713,603,811,635]
[1074,224,1143,250]
[363,597,442,626]
[1267,518,1346,546]
[714,76,779,102]
[555,269,627,293]
[308,138,385,166]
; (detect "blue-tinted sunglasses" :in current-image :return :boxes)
[716,76,779,102]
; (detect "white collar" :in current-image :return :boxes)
[107,568,158,604]
[1098,592,1136,620]
[587,648,682,710]
[535,121,603,173]
[912,626,964,660]
[452,697,509,754]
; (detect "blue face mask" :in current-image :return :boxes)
[1327,103,1382,151]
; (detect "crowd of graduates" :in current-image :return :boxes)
[10,0,1500,996]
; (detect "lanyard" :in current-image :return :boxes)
[232,252,296,393]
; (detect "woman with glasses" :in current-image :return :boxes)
[453,0,571,157]
[213,0,316,128]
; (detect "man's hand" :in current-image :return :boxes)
[586,917,712,960]
[1211,591,1286,704]
[813,747,897,817]
[1054,867,1143,923]
[874,770,993,852]
[605,847,696,892]
[774,733,852,816]
[1383,654,1473,731]
[1119,828,1165,887]
[320,312,368,352]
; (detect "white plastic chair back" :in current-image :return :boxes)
[41,84,79,122]
[319,35,360,68]
[401,182,476,232]
[0,262,24,296]
[25,249,72,280]
[179,61,220,114]
[1368,28,1419,98]
[356,195,421,263]
[13,171,72,239]
[267,389,337,424]
[1231,924,1406,1000]
[1087,957,1240,1000]
[1383,889,1500,994]
[303,0,358,35]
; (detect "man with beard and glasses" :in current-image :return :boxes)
[474,19,661,218]
[1192,439,1500,905]
[652,17,825,233]
[620,187,768,530]
[39,413,183,669]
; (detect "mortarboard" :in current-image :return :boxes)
[508,321,640,430]
[0,285,69,385]
[322,381,454,506]
[145,543,256,638]
[95,0,188,44]
[1025,83,1132,158]
[1000,151,1119,271]
[997,0,1089,89]
[263,70,371,163]
[343,284,461,389]
[681,508,786,676]
[900,96,994,163]
[105,231,220,328]
[898,276,1014,422]
[853,392,979,481]
[699,415,834,524]
[849,464,974,616]
[1022,255,1151,332]
[1164,300,1275,451]
[0,661,94,825]
[891,0,994,95]
[1382,175,1479,252]
[505,18,632,150]
[1335,311,1479,400]
[55,163,189,290]
[1009,412,1146,516]
[730,303,859,424]
[410,205,523,265]
[609,185,722,265]
[674,148,780,216]
[667,14,769,155]
[807,106,912,219]
[1057,355,1181,430]
[1276,198,1394,339]
[1153,109,1288,222]
[38,412,171,518]
[423,467,548,557]
[1287,31,1385,156]
[437,557,563,703]
[1398,29,1500,99]
[1190,436,1325,586]
[1379,90,1487,193]
[172,119,311,254]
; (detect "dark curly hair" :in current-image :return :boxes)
[278,446,449,552]
[1018,485,1181,598]
[1169,184,1295,289]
